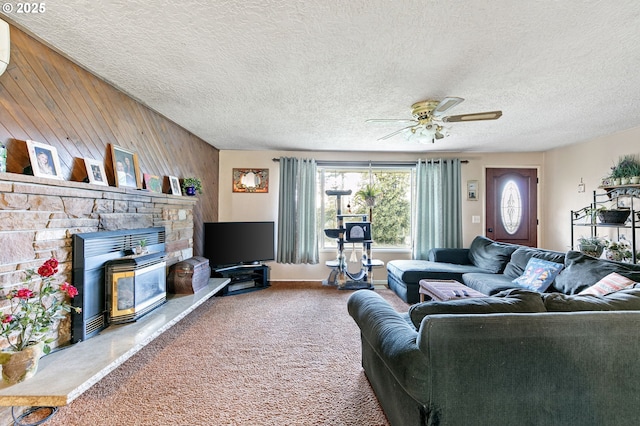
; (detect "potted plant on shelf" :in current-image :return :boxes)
[0,258,80,384]
[605,238,633,263]
[181,177,202,196]
[608,155,640,186]
[577,236,607,258]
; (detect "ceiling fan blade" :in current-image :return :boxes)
[432,97,464,117]
[366,119,418,124]
[378,125,416,140]
[442,110,502,122]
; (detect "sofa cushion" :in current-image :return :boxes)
[512,258,564,292]
[462,273,517,295]
[578,272,637,296]
[467,236,519,274]
[551,251,640,294]
[542,288,640,311]
[503,247,566,280]
[408,288,545,328]
[386,259,489,285]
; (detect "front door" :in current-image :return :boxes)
[485,168,538,247]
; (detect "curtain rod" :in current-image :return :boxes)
[271,158,469,166]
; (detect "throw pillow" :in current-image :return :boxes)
[408,288,545,328]
[467,236,519,274]
[512,258,564,292]
[578,272,636,296]
[543,288,640,311]
[502,246,566,280]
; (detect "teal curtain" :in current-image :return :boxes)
[277,157,319,264]
[413,158,462,259]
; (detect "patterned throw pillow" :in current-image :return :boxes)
[512,258,564,292]
[578,272,636,296]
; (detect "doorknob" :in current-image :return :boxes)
[487,228,494,233]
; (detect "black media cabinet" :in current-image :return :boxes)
[212,264,270,296]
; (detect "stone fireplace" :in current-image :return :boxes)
[0,174,198,348]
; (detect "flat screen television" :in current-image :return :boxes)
[204,221,275,268]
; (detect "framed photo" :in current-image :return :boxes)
[467,180,479,201]
[143,173,162,193]
[232,168,269,193]
[110,144,141,189]
[83,157,108,186]
[26,140,63,180]
[168,175,181,195]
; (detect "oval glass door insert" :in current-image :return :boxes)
[500,180,522,235]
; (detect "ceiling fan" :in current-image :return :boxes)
[366,97,502,144]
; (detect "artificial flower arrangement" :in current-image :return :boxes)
[0,258,80,355]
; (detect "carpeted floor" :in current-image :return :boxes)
[44,282,409,425]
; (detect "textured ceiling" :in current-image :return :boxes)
[3,1,640,152]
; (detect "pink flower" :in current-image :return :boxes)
[2,315,13,324]
[15,288,34,299]
[37,258,58,278]
[60,282,78,298]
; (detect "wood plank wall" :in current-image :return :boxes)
[0,25,218,255]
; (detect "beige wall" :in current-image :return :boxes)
[543,127,640,252]
[219,150,544,282]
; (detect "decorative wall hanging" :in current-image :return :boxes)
[26,140,63,180]
[233,168,269,193]
[467,180,478,200]
[110,144,141,189]
[83,157,108,186]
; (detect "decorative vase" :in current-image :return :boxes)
[631,176,640,184]
[0,341,45,385]
[185,186,196,196]
[621,177,631,185]
[613,178,621,186]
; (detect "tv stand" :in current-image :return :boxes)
[212,264,270,296]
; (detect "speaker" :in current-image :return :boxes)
[0,19,9,77]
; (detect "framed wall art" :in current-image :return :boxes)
[83,157,108,186]
[168,176,181,195]
[110,144,141,189]
[143,173,162,193]
[26,140,63,180]
[232,168,269,193]
[467,180,479,201]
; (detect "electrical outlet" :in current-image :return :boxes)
[472,215,481,224]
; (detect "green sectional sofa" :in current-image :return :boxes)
[348,287,640,426]
[386,235,640,303]
[351,237,640,425]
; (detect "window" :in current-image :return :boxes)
[318,165,413,250]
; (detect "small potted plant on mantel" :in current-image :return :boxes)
[181,177,202,196]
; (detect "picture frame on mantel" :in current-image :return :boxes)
[110,144,141,189]
[232,168,269,193]
[83,157,108,186]
[26,140,63,180]
[168,175,181,195]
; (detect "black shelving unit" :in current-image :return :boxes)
[212,264,270,296]
[570,187,639,263]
